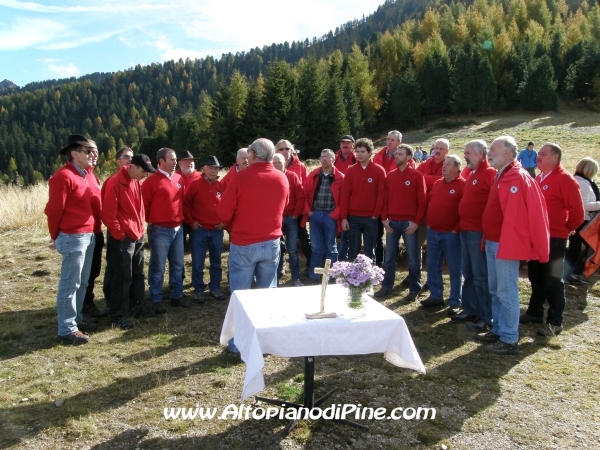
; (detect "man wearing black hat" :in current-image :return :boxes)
[101,154,157,329]
[334,135,356,262]
[45,134,99,345]
[184,155,227,302]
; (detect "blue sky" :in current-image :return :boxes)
[0,0,385,87]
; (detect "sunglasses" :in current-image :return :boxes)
[119,155,133,160]
[79,147,97,155]
[278,147,291,152]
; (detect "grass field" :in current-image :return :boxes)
[1,107,599,449]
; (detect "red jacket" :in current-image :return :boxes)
[183,175,224,229]
[88,169,103,233]
[426,176,466,233]
[340,161,386,219]
[217,161,288,246]
[220,164,241,192]
[302,167,345,232]
[483,163,550,262]
[286,154,308,184]
[45,163,96,240]
[417,157,444,193]
[334,150,357,174]
[536,165,585,239]
[141,171,184,227]
[381,167,427,223]
[459,159,497,232]
[373,146,415,173]
[283,171,305,217]
[175,169,201,193]
[101,167,145,241]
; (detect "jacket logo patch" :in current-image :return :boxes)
[542,185,548,190]
[177,183,182,189]
[449,189,456,194]
[405,181,411,186]
[510,186,518,193]
[472,179,478,185]
[217,192,221,197]
[367,178,373,183]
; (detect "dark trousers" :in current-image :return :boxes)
[109,235,145,319]
[527,237,567,326]
[565,221,589,276]
[376,218,384,266]
[297,216,312,268]
[348,215,378,263]
[83,231,104,308]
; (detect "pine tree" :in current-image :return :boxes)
[389,65,422,127]
[419,53,451,115]
[521,55,558,111]
[476,57,497,112]
[296,57,327,156]
[262,60,298,143]
[343,77,364,138]
[450,45,477,114]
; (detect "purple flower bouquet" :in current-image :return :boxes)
[329,255,385,310]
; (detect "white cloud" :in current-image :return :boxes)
[0,0,171,14]
[45,62,80,78]
[0,18,65,50]
[156,37,204,61]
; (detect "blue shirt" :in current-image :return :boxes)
[517,149,537,169]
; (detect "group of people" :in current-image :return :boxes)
[46,132,596,357]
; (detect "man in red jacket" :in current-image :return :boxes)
[521,142,584,336]
[273,153,305,286]
[45,134,99,345]
[218,138,288,353]
[341,138,386,264]
[420,155,466,313]
[220,148,249,192]
[102,154,156,329]
[477,136,549,355]
[334,135,357,174]
[375,144,426,301]
[183,155,227,303]
[142,148,187,313]
[453,140,496,332]
[303,149,345,279]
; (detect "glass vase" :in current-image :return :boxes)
[346,287,367,318]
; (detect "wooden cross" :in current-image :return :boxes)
[305,259,337,319]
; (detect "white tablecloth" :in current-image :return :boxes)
[220,284,426,402]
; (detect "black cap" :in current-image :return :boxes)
[528,141,535,147]
[60,134,94,155]
[177,150,197,160]
[202,155,222,168]
[340,135,355,143]
[131,154,156,173]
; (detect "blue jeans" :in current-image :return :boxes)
[228,238,280,352]
[190,227,224,292]
[55,232,95,335]
[486,241,520,344]
[308,211,338,278]
[461,230,492,324]
[147,224,184,302]
[281,217,300,281]
[426,228,462,307]
[382,221,421,293]
[348,215,377,263]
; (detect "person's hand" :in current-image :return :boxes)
[216,223,225,230]
[191,222,200,230]
[342,219,349,231]
[49,240,56,251]
[405,221,418,235]
[382,220,393,234]
[307,211,313,218]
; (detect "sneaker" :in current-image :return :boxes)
[85,303,107,318]
[565,275,582,285]
[170,297,190,307]
[374,287,393,299]
[209,290,227,301]
[111,317,134,330]
[403,291,418,302]
[467,320,491,332]
[475,331,500,343]
[293,280,304,287]
[132,307,156,318]
[400,276,410,286]
[519,313,543,324]
[451,311,477,322]
[570,274,590,285]
[58,331,90,345]
[82,314,98,323]
[447,306,460,316]
[152,301,167,314]
[484,340,520,355]
[419,296,444,308]
[537,323,563,337]
[194,292,205,304]
[77,318,98,333]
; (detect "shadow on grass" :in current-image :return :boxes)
[0,307,57,361]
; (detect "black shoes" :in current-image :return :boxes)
[132,307,156,318]
[519,313,543,324]
[209,290,227,301]
[537,323,563,337]
[451,311,477,322]
[84,303,107,318]
[484,340,520,355]
[58,331,90,345]
[475,331,500,343]
[170,297,190,308]
[152,301,167,314]
[420,296,444,307]
[111,317,134,330]
[374,287,393,299]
